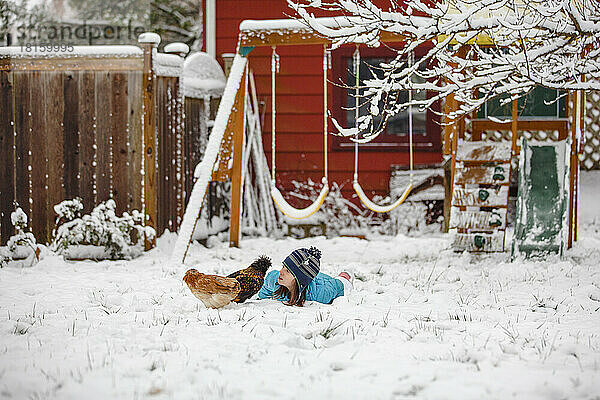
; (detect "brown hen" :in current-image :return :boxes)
[183,255,271,309]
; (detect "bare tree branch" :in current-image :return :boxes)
[288,0,599,141]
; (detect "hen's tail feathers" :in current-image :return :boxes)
[250,255,271,274]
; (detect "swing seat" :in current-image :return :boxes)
[353,180,412,213]
[271,181,329,219]
[269,45,331,220]
[348,47,416,214]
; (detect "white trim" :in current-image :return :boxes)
[206,0,216,58]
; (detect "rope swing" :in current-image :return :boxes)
[352,45,414,213]
[270,45,329,219]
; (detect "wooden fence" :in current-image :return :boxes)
[0,40,206,245]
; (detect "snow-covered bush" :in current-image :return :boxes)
[389,202,442,237]
[1,208,40,267]
[52,198,156,260]
[7,208,36,252]
[286,179,387,236]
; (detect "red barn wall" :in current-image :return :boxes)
[210,0,443,207]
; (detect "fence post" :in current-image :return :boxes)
[568,90,578,249]
[139,33,160,250]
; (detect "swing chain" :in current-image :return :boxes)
[353,44,360,183]
[351,46,414,212]
[269,45,330,219]
[271,46,278,186]
[271,46,280,73]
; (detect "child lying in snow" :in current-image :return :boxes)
[257,247,353,306]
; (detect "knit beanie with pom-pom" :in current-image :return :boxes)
[282,246,321,293]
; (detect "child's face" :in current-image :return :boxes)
[277,266,296,289]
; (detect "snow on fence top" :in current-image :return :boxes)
[182,52,226,99]
[164,42,190,55]
[240,16,362,33]
[0,45,143,59]
[154,52,183,77]
[137,32,161,45]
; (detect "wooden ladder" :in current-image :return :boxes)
[449,140,512,252]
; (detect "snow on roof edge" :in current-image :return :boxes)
[239,16,363,32]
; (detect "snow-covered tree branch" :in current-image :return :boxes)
[288,0,600,141]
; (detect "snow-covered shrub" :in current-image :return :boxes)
[1,208,40,267]
[7,208,37,252]
[52,199,156,260]
[286,179,386,236]
[54,197,84,223]
[389,201,442,236]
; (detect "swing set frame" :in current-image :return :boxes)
[240,18,412,220]
[236,19,410,226]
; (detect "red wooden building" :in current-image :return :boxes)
[204,0,443,205]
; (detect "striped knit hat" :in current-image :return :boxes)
[282,247,321,293]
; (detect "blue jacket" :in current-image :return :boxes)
[258,270,345,304]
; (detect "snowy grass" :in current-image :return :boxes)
[1,230,600,399]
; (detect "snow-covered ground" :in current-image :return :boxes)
[1,173,600,399]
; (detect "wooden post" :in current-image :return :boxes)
[458,114,465,139]
[575,89,585,242]
[443,91,454,155]
[471,51,481,142]
[229,65,248,247]
[445,46,467,233]
[511,99,518,154]
[139,33,160,250]
[443,90,457,232]
[568,90,578,249]
[449,98,459,231]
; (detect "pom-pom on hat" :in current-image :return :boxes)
[282,247,321,293]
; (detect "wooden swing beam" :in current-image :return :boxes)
[238,18,406,51]
[239,30,406,48]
